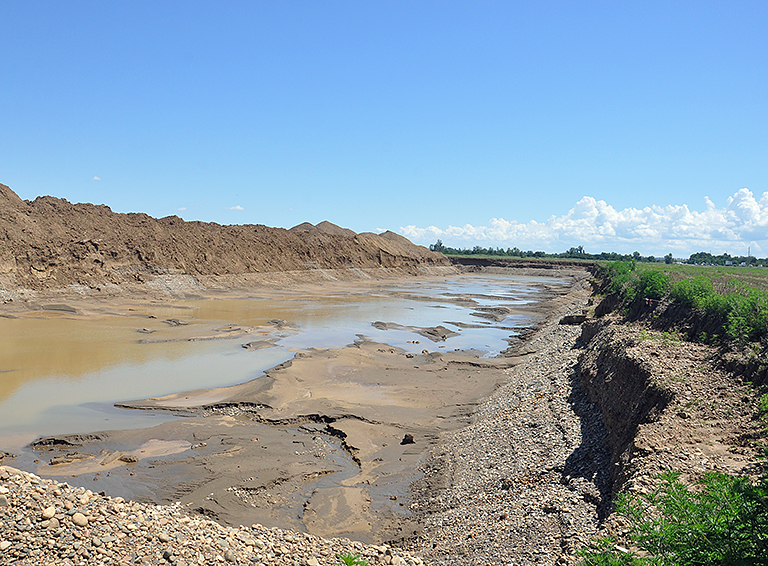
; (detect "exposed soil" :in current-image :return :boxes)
[0,183,450,296]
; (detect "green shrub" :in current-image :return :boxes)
[637,270,670,301]
[670,276,714,308]
[600,262,768,346]
[605,261,637,297]
[725,289,768,344]
[699,291,731,320]
[578,471,768,566]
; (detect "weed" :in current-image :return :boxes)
[337,554,370,566]
[603,261,768,347]
[637,330,680,347]
[578,471,768,565]
[760,394,768,422]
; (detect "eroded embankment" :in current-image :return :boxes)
[577,317,763,498]
[577,320,673,488]
[406,283,766,566]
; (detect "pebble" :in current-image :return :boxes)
[405,279,602,566]
[0,464,421,565]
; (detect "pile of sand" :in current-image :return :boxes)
[0,183,449,292]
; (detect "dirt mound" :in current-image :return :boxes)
[0,183,450,291]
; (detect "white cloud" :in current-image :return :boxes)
[228,205,244,211]
[91,176,102,181]
[177,207,187,211]
[401,189,768,256]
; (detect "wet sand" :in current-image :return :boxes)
[3,269,591,544]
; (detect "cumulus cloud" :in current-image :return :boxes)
[228,205,244,211]
[91,176,102,181]
[400,189,768,256]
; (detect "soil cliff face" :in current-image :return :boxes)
[577,320,673,486]
[577,317,764,498]
[0,183,450,291]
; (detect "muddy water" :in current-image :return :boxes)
[0,274,562,451]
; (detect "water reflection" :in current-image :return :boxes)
[0,274,561,449]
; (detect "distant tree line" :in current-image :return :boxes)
[429,240,765,266]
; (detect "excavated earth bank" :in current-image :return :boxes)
[405,295,766,566]
[0,183,451,300]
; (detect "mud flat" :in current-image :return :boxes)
[0,269,591,551]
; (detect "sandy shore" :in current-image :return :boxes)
[2,269,589,546]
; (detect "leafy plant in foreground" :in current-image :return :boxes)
[578,471,768,566]
[337,553,370,566]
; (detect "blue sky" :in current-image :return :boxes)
[1,2,767,256]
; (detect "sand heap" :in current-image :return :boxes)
[0,183,449,292]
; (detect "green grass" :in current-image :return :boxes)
[598,261,768,346]
[578,471,768,565]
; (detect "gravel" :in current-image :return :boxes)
[404,281,606,566]
[0,465,424,566]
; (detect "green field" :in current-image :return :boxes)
[618,261,768,293]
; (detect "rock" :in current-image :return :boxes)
[559,314,587,325]
[119,454,139,463]
[400,434,415,445]
[100,451,122,466]
[41,506,56,520]
[0,463,426,566]
[0,494,8,507]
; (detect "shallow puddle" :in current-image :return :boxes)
[0,274,563,450]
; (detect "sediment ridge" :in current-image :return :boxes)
[0,183,451,296]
